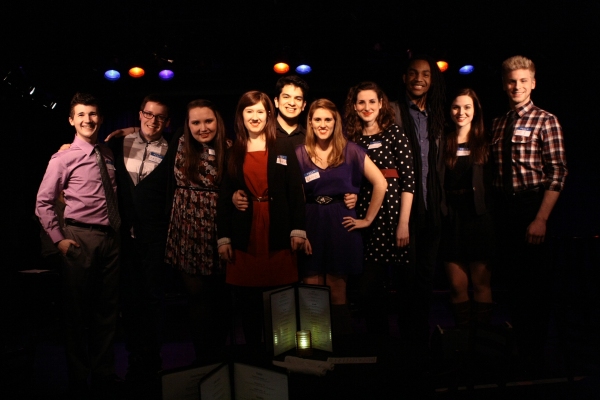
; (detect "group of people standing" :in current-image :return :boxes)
[35,54,566,398]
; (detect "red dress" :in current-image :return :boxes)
[226,150,298,286]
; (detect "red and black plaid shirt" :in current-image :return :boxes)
[492,100,567,192]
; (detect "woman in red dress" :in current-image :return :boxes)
[217,91,306,347]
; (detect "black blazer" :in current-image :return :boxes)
[109,136,172,243]
[217,139,305,252]
[392,100,445,228]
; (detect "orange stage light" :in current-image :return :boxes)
[436,61,449,72]
[128,67,145,78]
[273,63,290,74]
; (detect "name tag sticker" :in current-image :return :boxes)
[515,127,533,137]
[456,149,471,156]
[276,155,287,165]
[105,159,116,170]
[368,141,382,150]
[304,169,320,183]
[208,148,216,156]
[148,152,164,163]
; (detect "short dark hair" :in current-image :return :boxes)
[139,93,170,116]
[69,93,101,117]
[275,75,309,99]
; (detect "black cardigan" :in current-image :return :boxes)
[217,139,305,252]
[439,161,493,217]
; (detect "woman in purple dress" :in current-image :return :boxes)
[295,99,387,335]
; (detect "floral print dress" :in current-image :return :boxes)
[165,136,222,275]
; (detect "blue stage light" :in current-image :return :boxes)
[295,64,312,74]
[104,70,121,81]
[459,65,474,75]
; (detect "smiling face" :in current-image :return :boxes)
[354,89,382,125]
[310,108,336,142]
[274,84,306,120]
[243,101,268,136]
[69,104,102,143]
[188,107,218,144]
[403,59,432,101]
[503,68,536,108]
[450,95,474,129]
[139,101,169,141]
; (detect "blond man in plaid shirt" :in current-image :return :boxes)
[492,55,567,367]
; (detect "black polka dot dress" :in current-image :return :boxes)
[356,124,415,266]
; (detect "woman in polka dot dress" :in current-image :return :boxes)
[345,81,415,333]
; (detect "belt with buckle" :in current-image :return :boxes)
[306,195,345,205]
[251,195,269,202]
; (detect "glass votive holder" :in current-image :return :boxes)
[296,330,312,356]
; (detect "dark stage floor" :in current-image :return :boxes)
[2,236,599,399]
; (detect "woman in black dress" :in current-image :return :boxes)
[441,88,494,328]
[344,82,415,333]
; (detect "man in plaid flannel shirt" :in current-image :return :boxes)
[491,55,567,366]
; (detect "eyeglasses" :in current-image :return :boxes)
[141,110,169,123]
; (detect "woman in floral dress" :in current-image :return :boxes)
[165,99,230,364]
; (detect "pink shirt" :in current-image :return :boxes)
[36,135,117,243]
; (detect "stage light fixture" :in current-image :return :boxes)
[459,65,475,75]
[295,64,312,75]
[158,69,174,81]
[104,70,121,81]
[128,67,145,78]
[273,63,290,74]
[436,61,449,72]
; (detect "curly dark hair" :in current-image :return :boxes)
[344,81,395,143]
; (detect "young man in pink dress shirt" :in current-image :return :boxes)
[36,93,120,398]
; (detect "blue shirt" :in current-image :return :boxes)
[408,100,429,208]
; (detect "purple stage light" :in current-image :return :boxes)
[159,70,175,81]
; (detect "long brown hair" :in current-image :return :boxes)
[183,99,227,184]
[344,81,395,142]
[305,99,347,168]
[445,88,488,169]
[228,91,277,178]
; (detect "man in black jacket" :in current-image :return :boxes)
[392,55,446,355]
[108,94,171,385]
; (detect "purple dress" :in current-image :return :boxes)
[295,142,366,276]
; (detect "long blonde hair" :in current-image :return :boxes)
[305,99,346,168]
